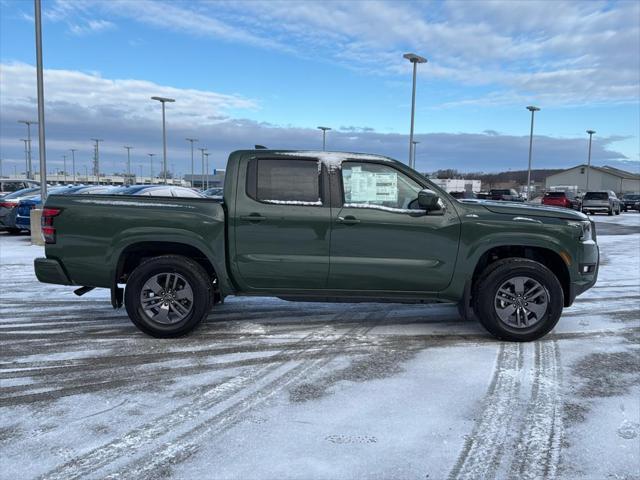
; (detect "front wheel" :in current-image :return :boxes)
[124,255,214,338]
[472,258,564,341]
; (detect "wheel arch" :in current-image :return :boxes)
[471,244,571,307]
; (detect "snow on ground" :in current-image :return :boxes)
[0,214,638,480]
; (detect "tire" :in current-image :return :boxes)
[124,255,214,338]
[608,208,613,216]
[472,258,564,342]
[5,228,22,234]
[615,206,621,215]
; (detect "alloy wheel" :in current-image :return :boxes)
[139,272,194,324]
[494,276,549,328]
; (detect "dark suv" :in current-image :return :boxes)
[542,191,580,210]
[621,194,640,212]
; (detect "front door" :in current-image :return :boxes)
[233,157,331,290]
[328,161,460,292]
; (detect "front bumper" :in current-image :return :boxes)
[34,257,73,285]
[568,240,599,305]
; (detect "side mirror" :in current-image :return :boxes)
[418,189,441,211]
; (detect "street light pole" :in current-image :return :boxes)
[62,154,67,183]
[148,153,155,183]
[151,96,175,185]
[411,140,420,170]
[70,149,77,184]
[18,120,37,180]
[34,0,47,197]
[186,138,198,186]
[124,146,132,185]
[20,139,29,175]
[198,147,207,190]
[525,105,540,201]
[317,126,331,151]
[204,152,210,189]
[403,53,427,167]
[91,138,103,184]
[586,130,596,191]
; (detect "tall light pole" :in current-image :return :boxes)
[186,138,198,186]
[20,139,29,175]
[411,140,420,170]
[204,152,210,189]
[91,138,102,184]
[151,96,175,185]
[148,153,155,183]
[198,147,207,190]
[586,130,596,191]
[62,154,67,183]
[124,146,132,185]
[317,126,331,151]
[138,164,143,183]
[18,120,37,180]
[403,53,427,167]
[525,106,540,201]
[70,149,77,184]
[34,0,47,196]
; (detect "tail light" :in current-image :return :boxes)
[0,202,16,209]
[41,208,61,244]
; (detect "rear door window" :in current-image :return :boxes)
[249,159,321,205]
[584,192,608,200]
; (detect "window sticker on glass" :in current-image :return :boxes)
[350,170,398,203]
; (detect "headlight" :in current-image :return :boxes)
[568,220,592,241]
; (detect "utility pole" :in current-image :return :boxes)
[186,138,198,186]
[403,53,427,166]
[586,130,596,191]
[62,154,67,183]
[525,106,540,201]
[204,152,210,189]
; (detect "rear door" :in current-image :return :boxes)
[328,161,461,293]
[232,157,331,290]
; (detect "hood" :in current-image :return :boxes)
[475,200,588,220]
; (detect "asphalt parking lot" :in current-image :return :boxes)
[1,213,639,480]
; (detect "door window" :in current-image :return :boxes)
[341,162,422,210]
[249,159,321,205]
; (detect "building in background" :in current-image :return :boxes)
[184,170,226,189]
[545,165,640,195]
[430,178,481,194]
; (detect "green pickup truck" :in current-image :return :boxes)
[35,150,599,341]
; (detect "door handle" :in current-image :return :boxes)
[337,215,360,225]
[240,214,267,223]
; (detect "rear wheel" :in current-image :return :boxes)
[124,255,213,338]
[5,228,22,234]
[608,208,613,216]
[472,258,564,341]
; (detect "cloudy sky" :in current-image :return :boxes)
[1,0,639,176]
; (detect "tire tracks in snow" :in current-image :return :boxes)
[448,342,524,480]
[509,340,563,480]
[448,340,563,480]
[38,324,366,480]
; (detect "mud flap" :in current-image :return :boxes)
[111,285,124,309]
[457,280,477,322]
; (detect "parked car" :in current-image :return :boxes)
[581,191,621,215]
[449,191,477,200]
[0,179,40,198]
[36,149,599,343]
[541,191,581,210]
[109,185,206,198]
[203,187,224,199]
[0,187,41,233]
[15,185,92,230]
[621,193,640,212]
[488,189,524,202]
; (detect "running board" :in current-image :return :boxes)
[74,286,95,296]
